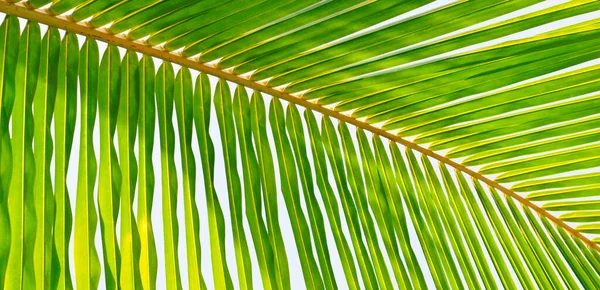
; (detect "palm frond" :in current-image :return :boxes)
[0,1,598,288]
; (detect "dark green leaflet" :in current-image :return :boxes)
[33,27,60,290]
[320,116,378,289]
[355,131,425,289]
[388,144,450,289]
[285,104,337,290]
[138,54,158,290]
[5,20,40,290]
[97,44,122,290]
[52,32,78,290]
[249,92,290,290]
[118,51,142,290]
[232,85,277,290]
[213,80,253,289]
[155,62,183,290]
[192,72,233,289]
[304,109,360,290]
[269,97,324,289]
[73,38,101,290]
[339,124,399,289]
[173,67,208,290]
[0,15,19,289]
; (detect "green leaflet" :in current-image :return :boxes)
[192,72,232,289]
[320,116,378,289]
[504,194,564,287]
[89,0,162,28]
[71,0,122,23]
[561,211,600,223]
[28,0,52,9]
[523,206,580,289]
[337,123,394,290]
[488,183,553,288]
[151,0,257,48]
[52,32,78,290]
[162,1,295,52]
[49,0,88,16]
[5,20,40,290]
[239,1,426,77]
[0,15,19,289]
[269,97,323,289]
[371,136,426,289]
[128,0,222,41]
[387,144,452,289]
[181,1,316,57]
[437,163,497,289]
[173,67,207,290]
[155,62,183,290]
[109,0,196,35]
[355,131,425,289]
[73,38,101,290]
[118,50,142,290]
[452,171,515,289]
[33,27,60,290]
[196,0,357,62]
[423,160,489,288]
[285,104,336,290]
[138,54,158,290]
[249,91,290,290]
[304,109,360,289]
[232,85,277,290]
[213,81,253,289]
[466,178,535,289]
[97,44,121,290]
[272,1,532,90]
[540,216,600,288]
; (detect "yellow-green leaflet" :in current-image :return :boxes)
[155,62,183,290]
[304,109,360,290]
[420,156,483,289]
[33,26,60,290]
[285,104,337,290]
[192,73,232,289]
[355,131,424,289]
[268,97,323,289]
[173,67,207,290]
[118,50,142,290]
[387,144,449,289]
[0,15,19,288]
[73,38,101,290]
[271,98,326,288]
[338,123,395,290]
[138,54,158,290]
[97,44,121,289]
[52,32,78,290]
[320,116,378,289]
[250,91,290,290]
[5,20,40,290]
[232,85,277,290]
[213,81,253,289]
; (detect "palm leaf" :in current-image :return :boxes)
[0,1,599,289]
